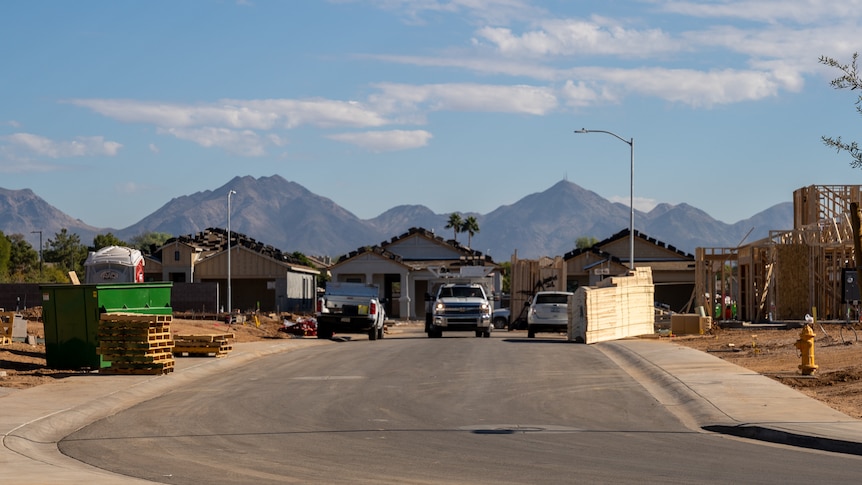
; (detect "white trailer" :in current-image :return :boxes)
[84,246,145,284]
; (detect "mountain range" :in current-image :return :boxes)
[0,175,793,260]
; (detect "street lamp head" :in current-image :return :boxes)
[229,190,236,196]
[574,129,589,134]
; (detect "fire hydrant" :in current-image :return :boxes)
[794,324,818,376]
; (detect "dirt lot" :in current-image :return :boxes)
[2,312,862,420]
[0,312,297,390]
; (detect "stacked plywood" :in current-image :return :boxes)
[98,313,175,375]
[568,267,655,344]
[173,333,234,357]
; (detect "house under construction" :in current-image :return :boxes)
[695,185,862,323]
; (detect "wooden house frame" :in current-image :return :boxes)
[510,229,696,321]
[696,185,861,322]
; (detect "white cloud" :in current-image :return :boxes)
[148,143,160,154]
[356,0,541,25]
[660,0,862,24]
[240,99,390,129]
[158,127,268,156]
[328,129,432,152]
[614,67,791,106]
[67,97,392,155]
[67,98,390,131]
[474,18,679,58]
[368,52,561,80]
[2,133,122,158]
[560,80,618,107]
[372,83,558,115]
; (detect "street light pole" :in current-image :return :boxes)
[227,190,236,315]
[574,129,635,270]
[30,230,42,278]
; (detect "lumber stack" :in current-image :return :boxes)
[173,333,234,357]
[569,267,655,344]
[98,313,175,375]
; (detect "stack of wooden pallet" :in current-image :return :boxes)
[98,313,175,375]
[173,333,234,357]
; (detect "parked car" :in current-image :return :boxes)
[492,308,510,329]
[526,291,574,338]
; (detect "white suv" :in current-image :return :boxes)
[526,291,573,338]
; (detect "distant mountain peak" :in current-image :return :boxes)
[0,176,793,259]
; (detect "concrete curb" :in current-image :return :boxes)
[598,338,862,456]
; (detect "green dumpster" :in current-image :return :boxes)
[40,282,172,369]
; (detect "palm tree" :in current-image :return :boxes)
[445,213,463,242]
[461,216,480,248]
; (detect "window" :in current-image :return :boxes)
[174,250,181,261]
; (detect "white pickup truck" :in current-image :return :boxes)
[316,282,386,340]
[428,283,493,338]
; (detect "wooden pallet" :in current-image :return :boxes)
[100,360,175,375]
[98,330,174,342]
[98,312,175,375]
[100,313,173,324]
[173,333,234,357]
[98,339,175,351]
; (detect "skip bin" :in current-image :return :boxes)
[40,282,172,369]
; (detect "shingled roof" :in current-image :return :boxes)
[157,227,312,267]
[563,228,694,261]
[334,227,494,265]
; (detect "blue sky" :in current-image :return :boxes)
[2,0,862,236]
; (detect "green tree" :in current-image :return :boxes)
[7,233,38,274]
[43,229,88,276]
[499,261,511,293]
[820,53,862,168]
[0,231,11,279]
[576,236,599,249]
[290,251,316,268]
[91,232,128,251]
[460,216,480,248]
[445,213,463,242]
[129,232,173,252]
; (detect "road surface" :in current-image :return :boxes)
[60,327,862,483]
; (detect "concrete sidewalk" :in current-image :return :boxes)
[2,337,862,484]
[599,339,862,456]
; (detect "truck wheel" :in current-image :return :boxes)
[377,326,384,339]
[317,328,333,339]
[475,330,483,338]
[368,326,378,340]
[527,328,535,338]
[483,329,491,338]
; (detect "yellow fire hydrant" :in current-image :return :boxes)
[794,324,818,376]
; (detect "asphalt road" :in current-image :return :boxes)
[60,327,862,484]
